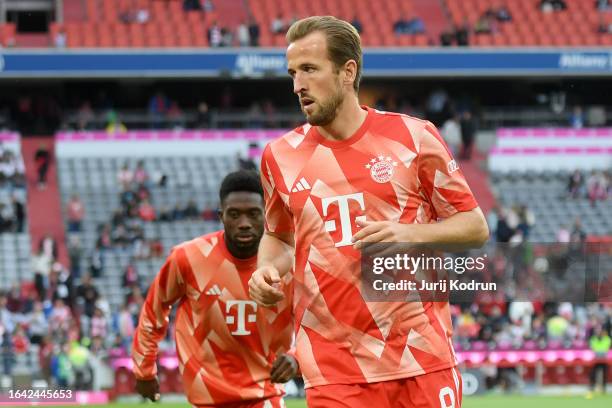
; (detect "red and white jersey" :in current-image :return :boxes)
[260,106,478,388]
[132,230,294,406]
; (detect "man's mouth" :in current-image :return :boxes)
[235,234,255,243]
[301,98,314,108]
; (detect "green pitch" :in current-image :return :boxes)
[50,394,612,407]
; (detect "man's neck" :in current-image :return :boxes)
[317,96,367,141]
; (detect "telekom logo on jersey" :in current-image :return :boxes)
[225,300,257,336]
[322,192,366,247]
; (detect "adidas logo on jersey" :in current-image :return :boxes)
[291,177,311,192]
[206,285,222,296]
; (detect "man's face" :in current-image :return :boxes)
[287,31,345,126]
[220,192,264,252]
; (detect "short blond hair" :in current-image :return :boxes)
[286,16,362,93]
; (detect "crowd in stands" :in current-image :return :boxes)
[488,205,536,244]
[0,263,145,389]
[88,160,217,260]
[0,145,26,233]
[567,170,611,203]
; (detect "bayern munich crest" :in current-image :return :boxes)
[365,155,398,183]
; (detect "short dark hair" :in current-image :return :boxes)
[219,170,263,204]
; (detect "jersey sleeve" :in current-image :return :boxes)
[132,248,186,380]
[260,144,294,234]
[417,121,478,219]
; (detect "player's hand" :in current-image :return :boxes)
[351,219,420,250]
[249,265,285,307]
[270,354,299,383]
[135,377,161,402]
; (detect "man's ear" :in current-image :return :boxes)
[342,59,358,88]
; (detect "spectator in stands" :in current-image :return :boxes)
[455,21,471,46]
[49,298,71,338]
[474,11,498,35]
[237,21,251,47]
[167,101,185,129]
[570,106,584,128]
[39,234,58,263]
[183,199,200,219]
[52,343,72,388]
[90,307,108,339]
[540,0,567,12]
[351,16,363,34]
[134,160,149,187]
[570,217,587,243]
[441,114,462,156]
[393,14,425,35]
[0,147,25,186]
[54,29,67,48]
[148,92,170,129]
[495,3,512,22]
[202,205,218,221]
[12,325,30,356]
[208,21,223,47]
[516,205,535,240]
[28,301,47,346]
[271,13,286,34]
[597,15,612,33]
[76,274,99,319]
[587,170,608,203]
[12,194,25,233]
[567,170,584,198]
[117,303,135,349]
[138,199,156,222]
[117,163,133,191]
[51,262,74,306]
[96,224,112,250]
[183,0,202,11]
[0,203,12,233]
[149,237,164,258]
[76,101,94,131]
[66,193,85,233]
[246,20,260,48]
[596,0,611,11]
[34,142,51,189]
[221,27,234,47]
[459,110,477,160]
[588,325,610,397]
[157,206,173,222]
[105,110,127,134]
[172,202,185,220]
[196,101,211,128]
[68,234,83,279]
[556,224,571,243]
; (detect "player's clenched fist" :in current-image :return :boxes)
[270,354,299,383]
[249,265,285,307]
[136,377,160,402]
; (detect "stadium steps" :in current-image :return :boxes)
[412,0,449,44]
[21,137,68,266]
[459,150,496,215]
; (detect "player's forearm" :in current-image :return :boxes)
[257,231,294,276]
[132,253,185,379]
[414,207,489,248]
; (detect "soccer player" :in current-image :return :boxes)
[249,16,489,408]
[132,170,297,407]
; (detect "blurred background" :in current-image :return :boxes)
[0,0,610,405]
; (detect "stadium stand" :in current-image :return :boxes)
[57,152,230,309]
[0,133,31,290]
[445,0,612,46]
[30,0,612,48]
